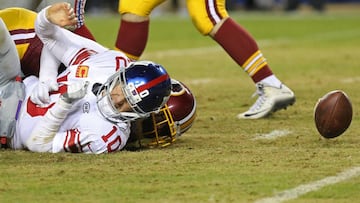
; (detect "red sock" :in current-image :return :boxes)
[115,20,149,60]
[74,25,96,41]
[213,18,273,83]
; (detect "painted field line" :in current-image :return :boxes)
[142,28,354,58]
[142,39,289,58]
[252,130,292,140]
[187,78,215,85]
[255,166,360,203]
[143,46,221,58]
[142,38,291,58]
[341,77,360,83]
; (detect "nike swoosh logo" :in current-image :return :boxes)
[243,109,269,117]
[280,91,294,95]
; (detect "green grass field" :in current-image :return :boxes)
[1,5,360,203]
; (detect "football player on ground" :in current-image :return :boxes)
[114,0,296,119]
[0,5,193,152]
[3,2,171,153]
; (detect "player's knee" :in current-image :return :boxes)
[187,9,218,35]
[191,19,214,36]
[187,0,229,36]
[119,0,164,17]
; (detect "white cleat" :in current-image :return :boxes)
[237,83,295,119]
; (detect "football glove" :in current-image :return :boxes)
[30,80,59,107]
[61,81,89,103]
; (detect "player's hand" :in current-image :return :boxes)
[46,2,77,28]
[30,80,59,107]
[61,81,89,103]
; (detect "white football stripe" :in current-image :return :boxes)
[206,0,221,23]
[252,130,292,140]
[11,33,36,41]
[142,28,356,58]
[255,166,360,203]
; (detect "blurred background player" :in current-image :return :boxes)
[284,0,326,12]
[114,0,295,119]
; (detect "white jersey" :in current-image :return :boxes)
[13,7,132,153]
[14,50,131,153]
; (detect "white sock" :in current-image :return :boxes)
[259,75,282,88]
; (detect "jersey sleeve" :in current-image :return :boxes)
[51,123,130,154]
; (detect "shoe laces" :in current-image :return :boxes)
[249,83,267,111]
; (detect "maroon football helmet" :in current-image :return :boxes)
[126,79,197,150]
[167,79,196,134]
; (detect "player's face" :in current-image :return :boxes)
[110,84,132,112]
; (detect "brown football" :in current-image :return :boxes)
[314,90,352,138]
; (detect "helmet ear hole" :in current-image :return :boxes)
[167,79,197,134]
[171,82,183,93]
[170,79,186,95]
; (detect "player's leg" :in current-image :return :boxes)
[309,0,325,11]
[284,0,300,11]
[0,19,22,84]
[187,0,295,119]
[0,18,25,148]
[37,0,96,40]
[115,0,166,60]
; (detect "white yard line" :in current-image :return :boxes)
[341,77,360,83]
[255,166,360,203]
[142,39,290,58]
[143,46,221,58]
[186,78,215,85]
[142,29,355,58]
[141,21,360,59]
[252,130,292,140]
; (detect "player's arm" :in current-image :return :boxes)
[35,2,77,43]
[30,47,60,106]
[39,47,61,82]
[26,81,88,152]
[35,3,79,66]
[35,2,108,66]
